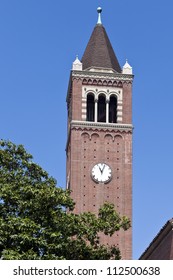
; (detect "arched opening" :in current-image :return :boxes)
[98,95,106,122]
[109,95,117,123]
[87,93,95,121]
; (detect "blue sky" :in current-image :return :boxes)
[0,0,173,259]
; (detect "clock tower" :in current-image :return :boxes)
[66,8,133,259]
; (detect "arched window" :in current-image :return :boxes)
[98,95,106,122]
[87,93,94,121]
[109,95,117,123]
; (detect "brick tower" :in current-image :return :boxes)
[66,8,133,259]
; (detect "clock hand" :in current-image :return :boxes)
[99,164,105,174]
[102,164,105,173]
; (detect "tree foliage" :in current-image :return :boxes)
[0,140,130,260]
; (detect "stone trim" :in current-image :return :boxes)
[72,70,134,82]
[71,120,133,132]
[82,85,123,122]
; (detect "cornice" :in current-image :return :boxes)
[66,121,133,152]
[71,120,133,133]
[67,69,133,103]
[72,70,134,82]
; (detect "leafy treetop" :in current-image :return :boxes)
[0,140,130,260]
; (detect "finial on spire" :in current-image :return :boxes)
[97,7,102,25]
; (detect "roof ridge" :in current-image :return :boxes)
[139,218,173,259]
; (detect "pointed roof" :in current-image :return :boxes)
[140,219,173,260]
[81,9,121,73]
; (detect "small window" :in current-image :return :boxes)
[87,94,95,121]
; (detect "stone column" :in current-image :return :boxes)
[106,99,109,123]
[95,98,98,122]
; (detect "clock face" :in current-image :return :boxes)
[91,163,112,183]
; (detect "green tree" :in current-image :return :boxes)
[0,140,130,260]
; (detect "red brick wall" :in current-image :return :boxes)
[122,82,132,123]
[68,127,132,259]
[71,78,83,121]
[66,75,133,259]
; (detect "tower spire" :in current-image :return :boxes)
[97,7,102,25]
[82,6,121,72]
